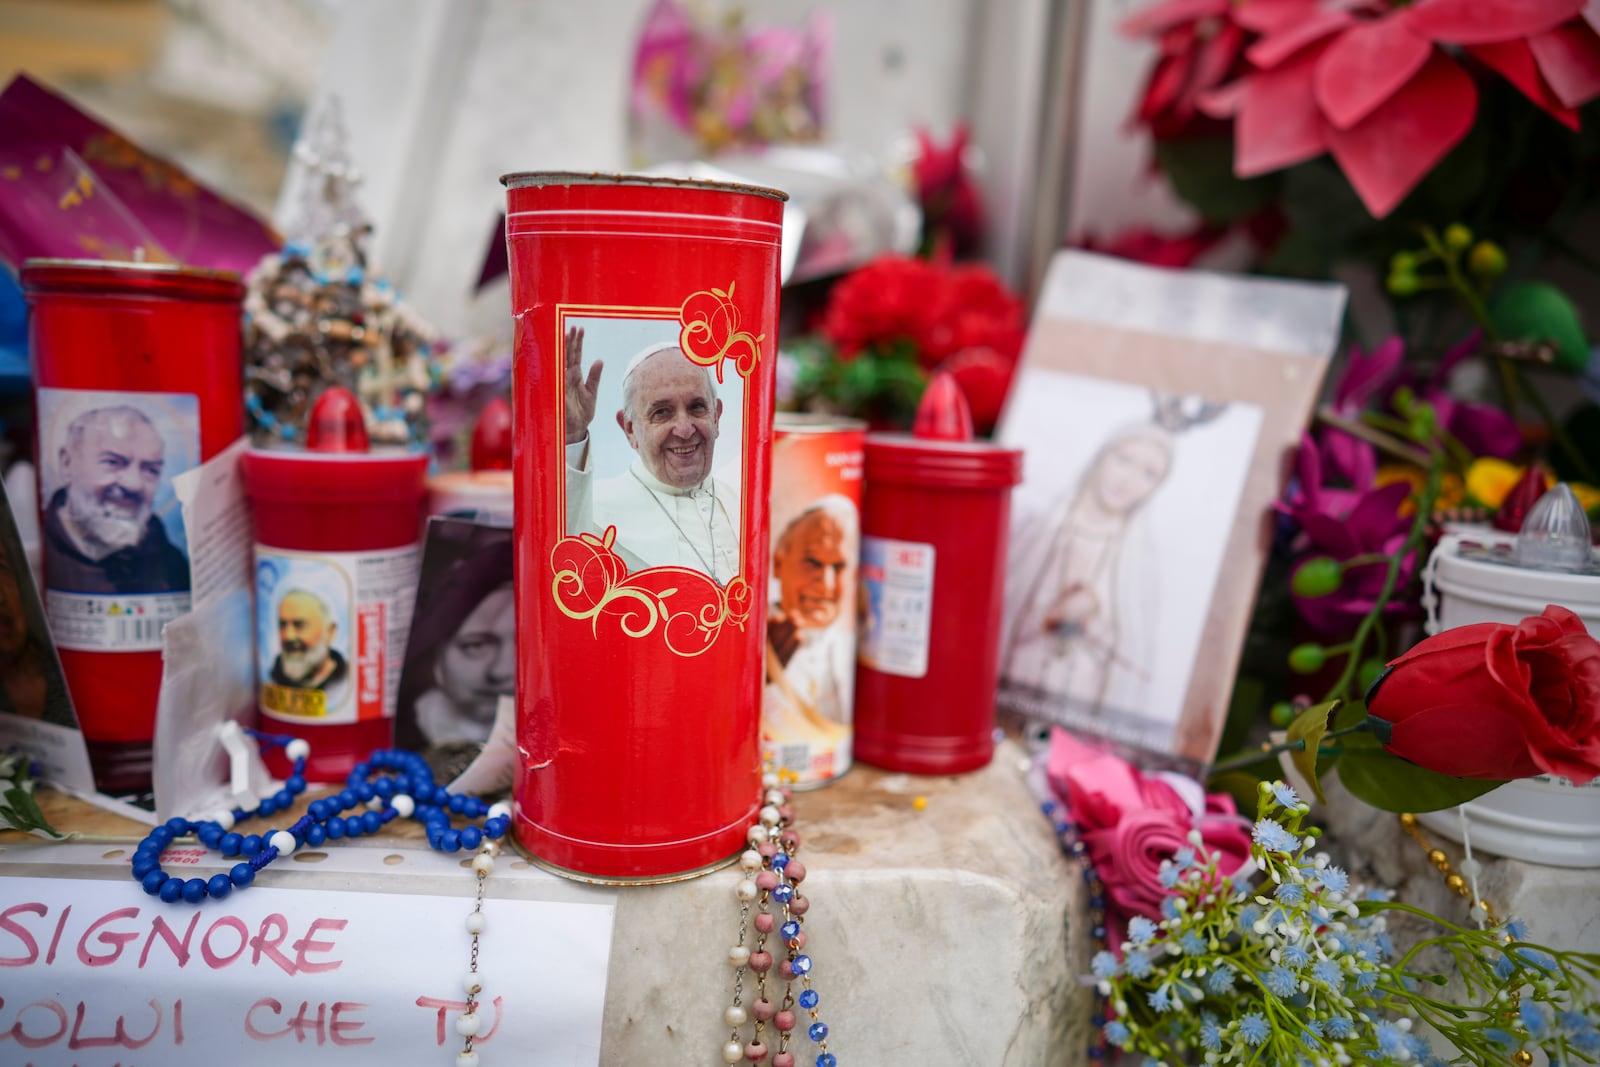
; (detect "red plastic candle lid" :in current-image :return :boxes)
[20,258,245,302]
[243,389,427,504]
[864,372,1022,489]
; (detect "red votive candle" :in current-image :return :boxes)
[23,258,245,795]
[853,375,1024,774]
[242,387,428,782]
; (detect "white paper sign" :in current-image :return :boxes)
[0,868,614,1064]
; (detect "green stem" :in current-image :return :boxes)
[1322,458,1444,705]
[1421,226,1521,413]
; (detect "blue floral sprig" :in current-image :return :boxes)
[1095,781,1600,1065]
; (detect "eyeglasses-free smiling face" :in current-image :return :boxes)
[618,350,722,490]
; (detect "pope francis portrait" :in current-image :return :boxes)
[563,326,741,583]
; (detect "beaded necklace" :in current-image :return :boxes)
[721,770,838,1066]
[1040,797,1112,1064]
[129,736,512,1067]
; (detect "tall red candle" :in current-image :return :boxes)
[502,172,785,881]
[853,376,1024,775]
[22,259,244,795]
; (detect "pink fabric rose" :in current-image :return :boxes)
[1047,728,1253,928]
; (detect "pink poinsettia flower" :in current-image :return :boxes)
[1279,433,1417,634]
[1121,0,1252,138]
[1203,0,1594,217]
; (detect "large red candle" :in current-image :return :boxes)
[502,172,785,881]
[22,259,244,796]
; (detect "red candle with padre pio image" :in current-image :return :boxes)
[22,259,245,796]
[502,172,786,881]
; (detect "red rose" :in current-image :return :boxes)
[1367,605,1600,784]
[819,255,944,358]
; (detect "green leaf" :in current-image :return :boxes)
[1154,137,1280,224]
[1334,730,1510,813]
[1491,281,1590,373]
[1286,699,1339,804]
[0,784,64,840]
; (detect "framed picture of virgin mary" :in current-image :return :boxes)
[996,251,1345,772]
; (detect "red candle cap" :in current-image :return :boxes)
[470,395,514,471]
[912,372,974,442]
[1491,467,1549,532]
[305,386,370,453]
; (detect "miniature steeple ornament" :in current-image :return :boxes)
[285,95,370,250]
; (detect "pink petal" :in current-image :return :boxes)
[1198,79,1248,118]
[1347,481,1414,547]
[1121,0,1228,37]
[1315,17,1434,129]
[1235,0,1326,34]
[1248,8,1357,68]
[1470,39,1581,128]
[1236,50,1330,177]
[1406,0,1582,45]
[1588,0,1600,32]
[1528,20,1600,106]
[1325,53,1479,218]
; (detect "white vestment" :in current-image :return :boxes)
[566,439,741,583]
[764,621,855,738]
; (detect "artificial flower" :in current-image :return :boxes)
[1425,332,1523,461]
[1280,432,1416,634]
[818,255,945,359]
[1374,464,1465,515]
[1204,0,1592,217]
[1047,729,1252,925]
[1078,223,1227,269]
[1120,0,1251,139]
[1466,457,1552,509]
[1366,604,1600,783]
[1322,336,1404,487]
[912,124,985,257]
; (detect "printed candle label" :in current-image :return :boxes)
[857,535,935,679]
[256,546,419,725]
[37,387,201,651]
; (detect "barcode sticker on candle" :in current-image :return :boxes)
[857,535,935,678]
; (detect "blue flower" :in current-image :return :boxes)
[1275,881,1307,906]
[1558,1011,1600,1055]
[1326,1016,1354,1039]
[1200,1015,1222,1052]
[1161,897,1182,921]
[1147,987,1175,1013]
[1124,949,1153,979]
[1265,967,1298,997]
[1128,916,1158,946]
[1404,1033,1434,1061]
[1314,865,1349,894]
[1159,864,1181,889]
[1493,952,1516,982]
[1353,968,1379,991]
[1203,965,1236,995]
[1521,1000,1552,1040]
[1513,947,1557,973]
[1238,904,1264,932]
[1312,960,1343,989]
[1174,846,1196,869]
[1253,818,1297,853]
[1502,918,1531,941]
[1271,782,1302,809]
[1090,950,1119,979]
[1374,1022,1404,1055]
[1104,1020,1131,1046]
[1484,1028,1516,1050]
[1282,944,1311,968]
[1180,932,1207,957]
[1238,1013,1270,1046]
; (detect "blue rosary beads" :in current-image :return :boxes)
[130,740,512,904]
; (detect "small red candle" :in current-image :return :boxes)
[242,387,428,782]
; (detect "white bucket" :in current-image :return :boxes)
[1414,534,1600,868]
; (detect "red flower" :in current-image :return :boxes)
[1367,605,1600,783]
[1121,0,1252,138]
[912,124,985,256]
[1079,223,1227,269]
[1197,0,1592,217]
[819,255,944,359]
